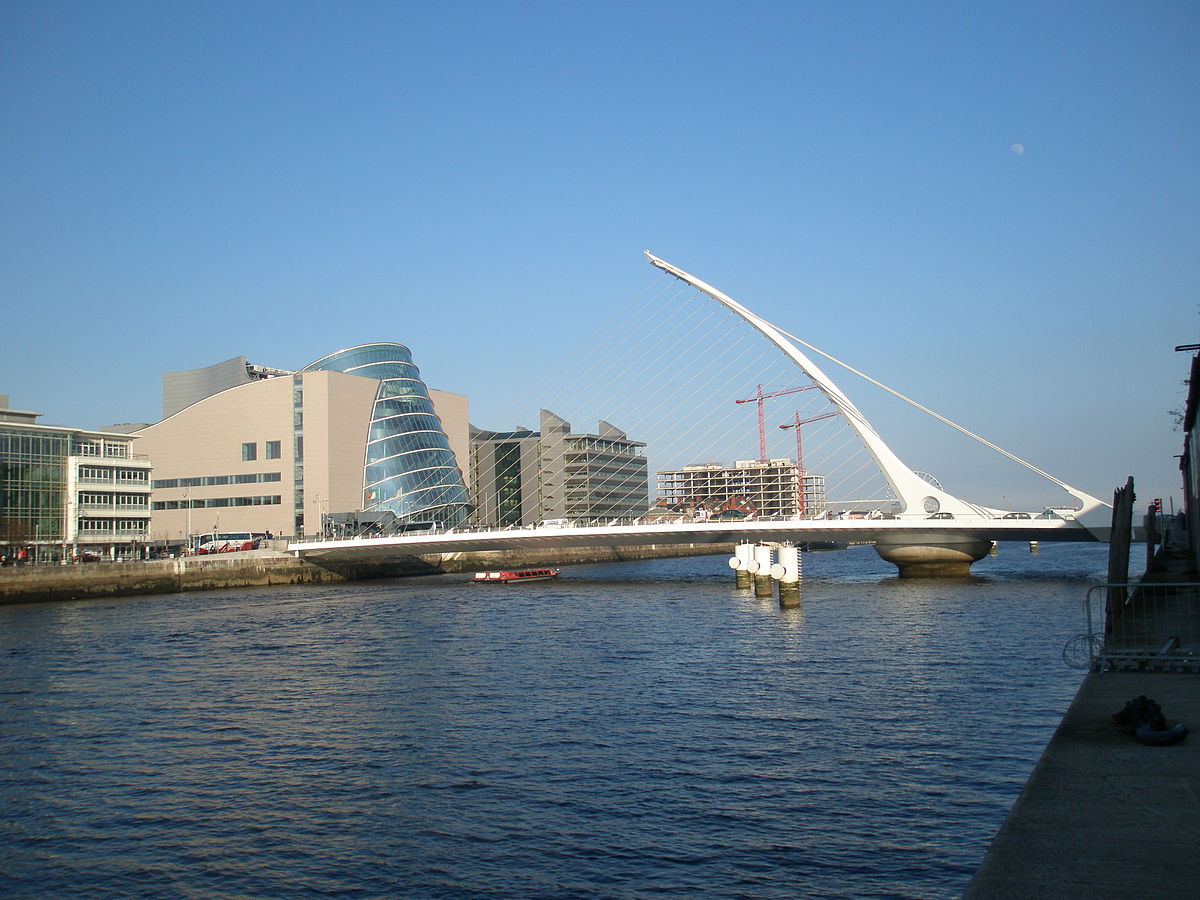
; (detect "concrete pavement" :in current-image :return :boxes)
[963,670,1200,898]
[964,542,1200,899]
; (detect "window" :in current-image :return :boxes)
[266,440,281,460]
[153,495,281,510]
[152,472,282,489]
[242,442,257,461]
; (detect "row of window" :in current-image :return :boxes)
[0,431,69,460]
[152,495,282,510]
[152,472,282,489]
[364,449,460,488]
[367,430,453,459]
[1,487,62,507]
[78,492,149,507]
[72,441,130,459]
[77,466,149,483]
[241,441,282,461]
[78,518,149,532]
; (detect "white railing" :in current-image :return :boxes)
[1081,582,1200,672]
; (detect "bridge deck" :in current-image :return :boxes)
[289,516,1104,562]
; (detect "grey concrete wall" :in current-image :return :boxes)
[0,551,439,605]
[0,544,730,604]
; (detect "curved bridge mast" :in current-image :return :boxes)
[643,251,1112,570]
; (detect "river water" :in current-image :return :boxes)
[0,542,1112,898]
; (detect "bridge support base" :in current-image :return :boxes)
[874,535,992,577]
[778,579,801,606]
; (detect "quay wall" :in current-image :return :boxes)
[0,550,437,605]
[0,543,730,605]
[432,542,725,573]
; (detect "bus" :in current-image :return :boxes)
[191,532,268,554]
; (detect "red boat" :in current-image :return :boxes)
[471,568,560,584]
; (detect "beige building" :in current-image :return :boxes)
[134,345,471,545]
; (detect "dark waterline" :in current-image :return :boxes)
[1,543,1111,898]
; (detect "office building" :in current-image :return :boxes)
[470,410,648,526]
[0,394,152,562]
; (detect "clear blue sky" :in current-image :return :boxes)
[2,1,1196,509]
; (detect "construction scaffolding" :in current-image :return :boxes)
[655,459,827,520]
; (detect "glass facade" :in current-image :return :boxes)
[0,427,68,547]
[494,442,522,526]
[302,343,471,526]
[0,422,151,561]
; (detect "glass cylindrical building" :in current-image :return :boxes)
[301,343,471,526]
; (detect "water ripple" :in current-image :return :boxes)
[0,543,1107,898]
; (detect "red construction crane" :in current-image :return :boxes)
[735,384,818,461]
[781,410,838,515]
[780,411,838,473]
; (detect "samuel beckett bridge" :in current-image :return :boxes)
[290,252,1115,584]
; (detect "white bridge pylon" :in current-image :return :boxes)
[642,251,1112,540]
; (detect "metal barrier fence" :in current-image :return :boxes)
[1081,582,1200,672]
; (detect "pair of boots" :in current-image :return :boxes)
[1112,695,1188,745]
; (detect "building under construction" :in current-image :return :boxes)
[655,459,827,520]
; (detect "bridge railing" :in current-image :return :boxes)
[1081,582,1200,672]
[290,509,1062,545]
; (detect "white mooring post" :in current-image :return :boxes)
[729,542,755,589]
[775,544,802,607]
[752,544,774,598]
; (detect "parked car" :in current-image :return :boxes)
[1002,512,1032,519]
[927,512,955,519]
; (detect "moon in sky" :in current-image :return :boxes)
[1011,143,1025,155]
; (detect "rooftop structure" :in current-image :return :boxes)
[162,356,294,419]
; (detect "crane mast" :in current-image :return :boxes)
[735,384,818,461]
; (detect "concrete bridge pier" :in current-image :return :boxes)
[751,544,774,597]
[728,543,754,589]
[874,533,992,577]
[773,544,802,607]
